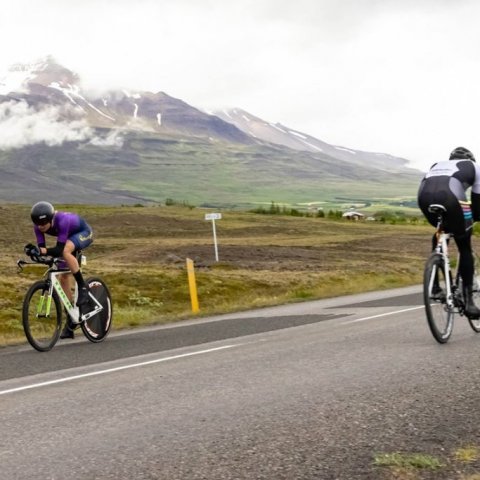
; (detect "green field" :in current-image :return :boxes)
[1,131,422,208]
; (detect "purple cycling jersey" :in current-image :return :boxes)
[34,211,84,245]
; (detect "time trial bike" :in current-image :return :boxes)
[423,204,480,343]
[17,251,112,352]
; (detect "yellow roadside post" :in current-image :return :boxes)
[186,258,199,313]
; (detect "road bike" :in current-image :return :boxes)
[423,204,480,343]
[17,251,112,352]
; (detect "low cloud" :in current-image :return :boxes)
[88,129,124,147]
[0,101,123,149]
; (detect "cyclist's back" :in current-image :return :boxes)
[419,158,480,232]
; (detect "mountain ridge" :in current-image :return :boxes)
[0,57,421,207]
[214,107,410,171]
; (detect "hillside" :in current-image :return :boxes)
[0,130,422,207]
[0,58,423,207]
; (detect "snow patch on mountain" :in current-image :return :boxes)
[335,146,356,155]
[123,90,141,99]
[270,123,287,133]
[49,81,78,105]
[0,63,41,95]
[289,130,307,140]
[48,81,116,122]
[301,140,323,152]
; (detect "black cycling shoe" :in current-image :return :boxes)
[464,286,480,319]
[60,324,74,339]
[431,285,446,302]
[60,312,77,339]
[76,286,90,306]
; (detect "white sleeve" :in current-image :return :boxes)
[473,163,480,194]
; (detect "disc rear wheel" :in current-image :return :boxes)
[81,277,112,343]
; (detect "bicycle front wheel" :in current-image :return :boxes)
[423,254,454,343]
[81,277,113,343]
[22,281,62,352]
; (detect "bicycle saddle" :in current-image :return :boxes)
[428,204,447,215]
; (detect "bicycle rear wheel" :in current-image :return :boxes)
[423,253,454,343]
[81,277,112,343]
[22,281,62,352]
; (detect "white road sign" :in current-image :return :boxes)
[205,213,222,220]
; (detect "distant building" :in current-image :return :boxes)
[342,211,365,221]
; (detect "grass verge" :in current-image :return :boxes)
[374,445,480,479]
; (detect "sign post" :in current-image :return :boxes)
[204,213,222,261]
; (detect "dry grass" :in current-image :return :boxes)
[0,203,444,346]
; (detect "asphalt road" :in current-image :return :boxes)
[1,285,480,479]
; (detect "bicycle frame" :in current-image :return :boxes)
[49,271,104,323]
[432,230,455,309]
[26,262,104,324]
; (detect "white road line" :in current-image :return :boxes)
[0,345,237,397]
[341,306,424,325]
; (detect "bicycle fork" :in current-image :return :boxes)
[35,276,70,319]
[35,285,51,318]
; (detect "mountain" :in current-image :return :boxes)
[214,108,409,171]
[0,57,422,207]
[0,57,252,144]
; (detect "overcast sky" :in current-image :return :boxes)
[1,0,479,171]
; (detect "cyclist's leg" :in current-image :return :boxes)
[449,199,474,285]
[59,270,75,303]
[455,234,480,317]
[455,233,474,285]
[57,262,77,339]
[448,199,480,317]
[59,236,90,338]
[62,240,80,275]
[417,177,446,227]
[60,240,86,300]
[67,225,93,263]
[67,226,94,307]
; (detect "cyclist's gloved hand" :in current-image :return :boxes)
[24,243,35,254]
[24,244,40,259]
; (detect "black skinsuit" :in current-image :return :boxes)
[418,159,480,289]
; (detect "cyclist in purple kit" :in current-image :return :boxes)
[24,201,94,339]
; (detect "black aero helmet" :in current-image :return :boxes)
[31,201,55,225]
[449,146,476,162]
